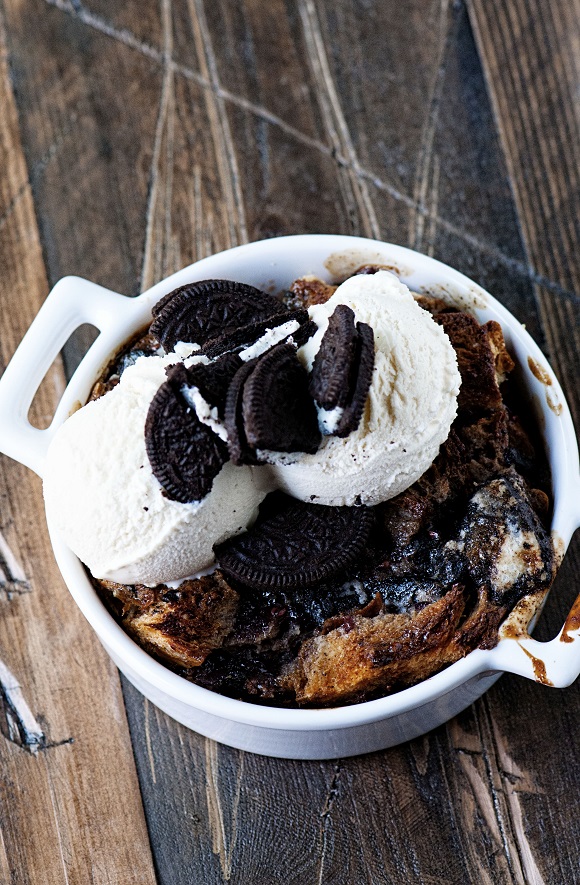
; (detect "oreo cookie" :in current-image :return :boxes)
[202,309,310,360]
[167,353,243,419]
[145,380,228,503]
[215,492,375,589]
[310,305,359,410]
[224,344,321,464]
[151,280,288,352]
[309,304,375,438]
[223,359,261,466]
[292,318,319,348]
[335,321,375,437]
[242,343,321,453]
[164,361,191,394]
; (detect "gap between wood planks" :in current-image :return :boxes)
[39,0,579,305]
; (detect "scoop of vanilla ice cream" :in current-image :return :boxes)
[261,271,461,506]
[43,354,265,585]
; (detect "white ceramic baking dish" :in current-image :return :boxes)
[0,235,578,759]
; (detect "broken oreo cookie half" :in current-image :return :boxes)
[215,491,375,589]
[223,358,262,466]
[243,343,321,453]
[309,305,359,409]
[145,379,228,503]
[309,304,375,438]
[224,343,321,465]
[202,308,311,359]
[151,279,289,353]
[167,353,243,420]
[336,322,375,437]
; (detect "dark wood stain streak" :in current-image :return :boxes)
[497,2,567,285]
[522,3,579,233]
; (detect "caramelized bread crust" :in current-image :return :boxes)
[100,573,239,668]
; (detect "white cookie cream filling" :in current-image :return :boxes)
[181,385,228,442]
[239,319,301,361]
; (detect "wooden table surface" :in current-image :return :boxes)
[0,1,579,882]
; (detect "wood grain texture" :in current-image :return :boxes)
[0,11,156,885]
[1,0,579,883]
[467,0,580,432]
[459,16,580,878]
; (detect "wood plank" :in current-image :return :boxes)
[0,13,157,885]
[480,552,580,885]
[467,0,580,431]
[3,0,579,883]
[459,10,580,873]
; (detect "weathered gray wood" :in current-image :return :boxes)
[465,5,580,882]
[468,0,580,431]
[0,11,157,884]
[1,0,579,882]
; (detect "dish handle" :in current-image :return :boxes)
[489,496,580,688]
[0,276,134,478]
